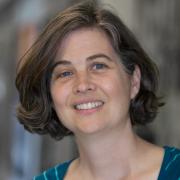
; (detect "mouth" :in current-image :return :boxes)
[74,101,104,110]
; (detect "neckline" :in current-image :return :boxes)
[60,160,74,179]
[157,146,169,180]
[63,146,168,179]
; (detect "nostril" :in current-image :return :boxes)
[74,81,96,94]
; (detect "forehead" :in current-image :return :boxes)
[55,27,117,61]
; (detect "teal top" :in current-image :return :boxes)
[158,146,180,180]
[33,146,180,180]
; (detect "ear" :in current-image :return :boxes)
[130,65,141,99]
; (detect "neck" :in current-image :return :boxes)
[74,121,144,179]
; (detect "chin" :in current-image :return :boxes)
[75,119,107,135]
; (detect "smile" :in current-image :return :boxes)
[74,101,104,110]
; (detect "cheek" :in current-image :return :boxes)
[100,74,129,97]
[50,85,69,108]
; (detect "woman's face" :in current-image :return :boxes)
[50,28,140,136]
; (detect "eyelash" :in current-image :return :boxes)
[91,63,108,70]
[57,71,73,78]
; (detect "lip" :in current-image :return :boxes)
[72,99,105,115]
[74,104,104,115]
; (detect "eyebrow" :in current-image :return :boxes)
[51,60,71,72]
[86,53,113,62]
[51,53,113,71]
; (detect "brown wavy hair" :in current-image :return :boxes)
[15,1,164,140]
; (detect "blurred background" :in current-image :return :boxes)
[0,0,179,179]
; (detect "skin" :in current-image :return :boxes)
[50,28,164,180]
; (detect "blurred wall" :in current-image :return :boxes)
[0,0,18,179]
[134,0,180,147]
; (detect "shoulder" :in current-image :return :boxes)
[33,160,72,180]
[159,146,180,179]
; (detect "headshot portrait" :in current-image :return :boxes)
[15,1,180,179]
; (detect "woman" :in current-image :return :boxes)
[15,1,180,180]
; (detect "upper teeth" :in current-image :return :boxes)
[75,101,103,110]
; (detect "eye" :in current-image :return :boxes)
[57,71,73,78]
[92,63,108,70]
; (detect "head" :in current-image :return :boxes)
[15,1,163,140]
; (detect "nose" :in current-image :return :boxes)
[73,72,96,94]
